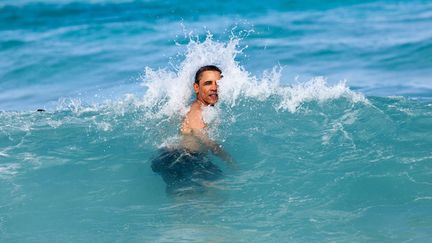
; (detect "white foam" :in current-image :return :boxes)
[275,77,368,112]
[140,35,245,118]
[202,105,220,126]
[140,34,368,116]
[40,34,366,120]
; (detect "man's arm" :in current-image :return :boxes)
[183,102,237,168]
[191,128,236,168]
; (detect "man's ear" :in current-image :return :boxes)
[193,83,199,94]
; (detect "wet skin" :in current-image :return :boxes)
[181,70,221,152]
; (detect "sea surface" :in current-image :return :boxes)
[1,0,432,242]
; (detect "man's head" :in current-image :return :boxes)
[193,65,222,106]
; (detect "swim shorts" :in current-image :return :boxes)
[151,148,222,194]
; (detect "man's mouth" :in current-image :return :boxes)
[209,93,218,99]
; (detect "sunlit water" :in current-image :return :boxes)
[1,0,432,242]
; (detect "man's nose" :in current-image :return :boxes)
[211,82,218,90]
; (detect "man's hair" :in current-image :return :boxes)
[194,65,222,84]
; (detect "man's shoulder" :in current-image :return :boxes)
[187,102,202,116]
[190,101,202,111]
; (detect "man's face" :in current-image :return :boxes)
[194,70,221,106]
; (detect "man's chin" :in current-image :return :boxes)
[207,100,218,106]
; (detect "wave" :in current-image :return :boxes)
[2,0,432,112]
[2,35,430,154]
[1,35,430,241]
[141,35,367,117]
[0,34,371,133]
[5,34,429,130]
[1,3,432,241]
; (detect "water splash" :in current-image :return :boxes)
[140,34,367,117]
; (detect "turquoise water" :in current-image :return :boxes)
[1,0,432,242]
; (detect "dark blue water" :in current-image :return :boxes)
[1,0,432,242]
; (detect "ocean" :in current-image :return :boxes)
[1,0,432,242]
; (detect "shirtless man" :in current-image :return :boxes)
[181,65,235,167]
[151,65,235,193]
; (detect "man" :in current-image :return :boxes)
[180,65,235,165]
[151,65,235,194]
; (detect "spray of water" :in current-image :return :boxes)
[0,33,368,149]
[140,34,367,118]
